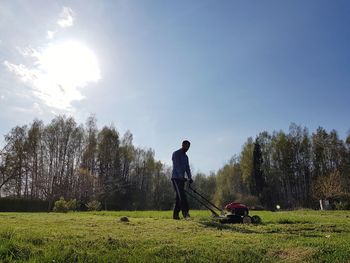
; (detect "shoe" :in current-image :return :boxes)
[184,214,191,220]
[173,215,180,220]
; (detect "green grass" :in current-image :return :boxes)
[1,210,350,262]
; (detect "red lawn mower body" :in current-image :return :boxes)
[225,202,249,215]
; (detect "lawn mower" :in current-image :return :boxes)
[184,184,261,224]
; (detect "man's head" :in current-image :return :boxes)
[182,140,191,152]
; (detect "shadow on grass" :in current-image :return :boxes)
[197,219,259,233]
[0,228,16,240]
[276,219,312,224]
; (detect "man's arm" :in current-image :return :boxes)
[185,155,192,180]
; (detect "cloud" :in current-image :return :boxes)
[47,31,55,39]
[3,61,39,83]
[4,59,81,111]
[16,46,41,59]
[3,41,101,112]
[10,102,44,115]
[3,60,70,110]
[2,6,100,112]
[32,102,44,115]
[57,7,74,28]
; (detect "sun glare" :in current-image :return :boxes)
[34,41,101,110]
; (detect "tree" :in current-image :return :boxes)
[286,124,312,207]
[81,115,98,176]
[312,171,346,209]
[120,130,135,182]
[97,126,122,209]
[25,120,43,199]
[252,140,265,202]
[255,131,278,209]
[190,172,217,209]
[240,137,254,193]
[345,134,350,193]
[152,162,173,210]
[214,157,244,207]
[0,125,28,197]
[79,115,98,204]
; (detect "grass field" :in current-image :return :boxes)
[1,210,350,262]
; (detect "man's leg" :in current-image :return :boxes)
[174,180,190,218]
[180,187,190,218]
[172,179,181,219]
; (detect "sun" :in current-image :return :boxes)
[40,41,100,85]
[34,40,101,110]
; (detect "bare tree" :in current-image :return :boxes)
[312,171,346,209]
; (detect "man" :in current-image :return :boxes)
[171,140,193,220]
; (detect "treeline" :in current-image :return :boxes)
[1,117,349,211]
[211,124,350,209]
[0,116,174,210]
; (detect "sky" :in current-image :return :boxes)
[1,0,350,174]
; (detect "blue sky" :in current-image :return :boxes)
[1,1,349,173]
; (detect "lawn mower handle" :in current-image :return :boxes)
[187,183,224,215]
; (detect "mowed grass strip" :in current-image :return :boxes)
[0,210,350,263]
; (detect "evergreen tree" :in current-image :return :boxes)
[252,140,265,203]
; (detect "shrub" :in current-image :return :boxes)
[251,215,262,224]
[53,197,68,213]
[86,200,102,211]
[66,199,78,211]
[334,201,350,210]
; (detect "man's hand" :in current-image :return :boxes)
[189,178,193,184]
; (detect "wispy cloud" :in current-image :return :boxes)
[3,61,39,84]
[57,7,74,28]
[3,59,75,110]
[16,46,40,59]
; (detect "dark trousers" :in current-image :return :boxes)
[172,179,189,218]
